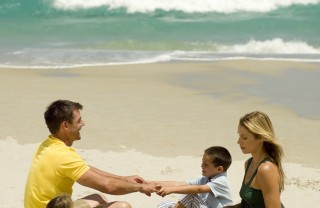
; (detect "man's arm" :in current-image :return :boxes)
[157,184,211,197]
[77,167,157,196]
[89,166,145,183]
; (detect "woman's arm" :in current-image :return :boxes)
[257,162,282,208]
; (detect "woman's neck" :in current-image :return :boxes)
[251,151,269,164]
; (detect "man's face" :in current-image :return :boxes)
[66,109,85,142]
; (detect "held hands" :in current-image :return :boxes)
[125,176,160,196]
[123,177,174,197]
[140,183,160,197]
[156,185,173,197]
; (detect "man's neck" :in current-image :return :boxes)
[51,134,72,147]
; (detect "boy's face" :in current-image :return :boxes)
[201,153,222,178]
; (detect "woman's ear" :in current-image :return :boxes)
[256,135,263,142]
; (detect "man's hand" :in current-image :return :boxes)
[140,183,158,196]
[124,175,145,184]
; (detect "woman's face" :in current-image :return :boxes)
[237,125,262,154]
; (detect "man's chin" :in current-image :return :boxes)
[77,132,81,140]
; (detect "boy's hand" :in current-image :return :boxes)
[156,186,172,197]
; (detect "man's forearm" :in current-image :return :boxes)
[103,178,143,195]
[78,167,153,195]
[89,166,126,180]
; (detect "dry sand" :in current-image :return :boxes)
[0,60,319,207]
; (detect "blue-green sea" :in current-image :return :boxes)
[1,0,320,68]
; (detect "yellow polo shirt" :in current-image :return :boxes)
[24,135,90,208]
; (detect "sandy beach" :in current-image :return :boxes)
[1,60,319,207]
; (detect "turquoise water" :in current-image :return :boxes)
[1,0,320,67]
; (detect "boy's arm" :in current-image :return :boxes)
[157,184,211,197]
[148,180,187,187]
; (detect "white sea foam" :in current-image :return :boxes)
[53,0,320,13]
[1,39,319,69]
[218,38,320,54]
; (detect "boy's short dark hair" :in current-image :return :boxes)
[205,146,232,171]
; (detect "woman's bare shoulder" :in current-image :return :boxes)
[257,161,279,179]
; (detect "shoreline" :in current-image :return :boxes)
[1,57,320,70]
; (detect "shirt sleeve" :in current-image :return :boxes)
[57,149,90,181]
[186,176,208,185]
[207,174,230,198]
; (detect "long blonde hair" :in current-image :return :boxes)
[239,111,285,191]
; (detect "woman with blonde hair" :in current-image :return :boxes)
[225,111,285,208]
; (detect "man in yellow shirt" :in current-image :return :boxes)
[24,100,158,208]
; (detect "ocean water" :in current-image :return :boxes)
[1,0,320,68]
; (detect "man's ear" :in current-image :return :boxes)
[62,121,69,129]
